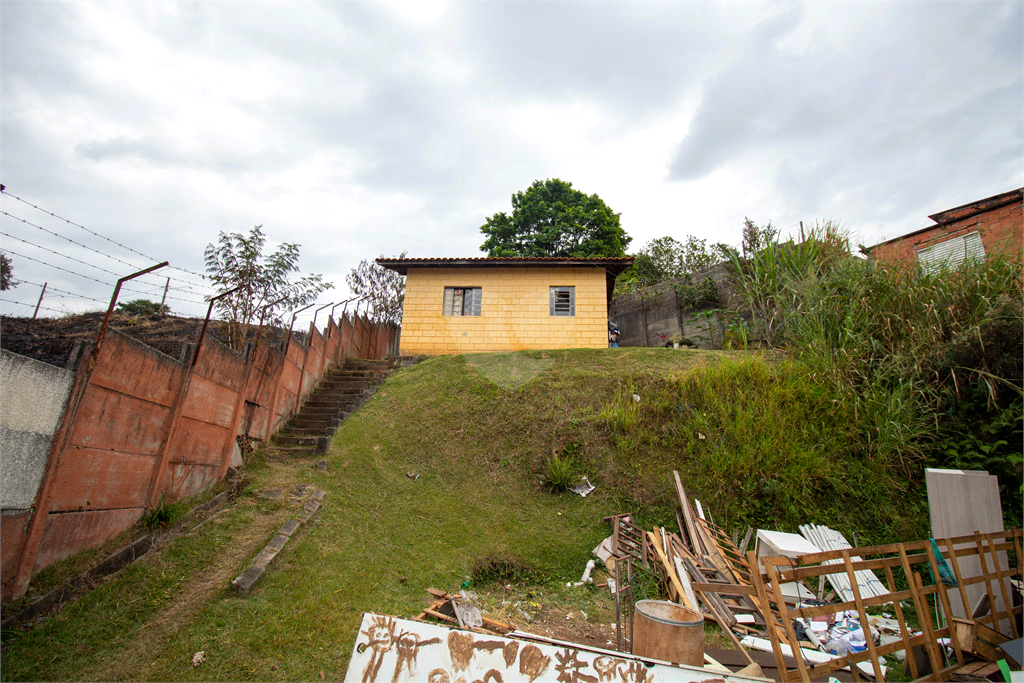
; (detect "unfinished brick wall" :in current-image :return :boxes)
[610,264,750,348]
[1,313,397,601]
[869,189,1022,265]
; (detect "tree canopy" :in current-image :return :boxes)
[479,179,631,258]
[346,252,406,325]
[0,253,13,291]
[205,224,333,352]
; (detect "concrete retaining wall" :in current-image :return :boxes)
[610,264,754,348]
[1,313,397,601]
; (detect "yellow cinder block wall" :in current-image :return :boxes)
[399,267,608,354]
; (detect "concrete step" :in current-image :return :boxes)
[290,415,340,428]
[279,426,336,438]
[272,434,324,447]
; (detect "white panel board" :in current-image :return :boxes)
[345,613,770,683]
[925,468,1009,633]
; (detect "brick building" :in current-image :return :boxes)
[376,257,632,354]
[863,188,1022,270]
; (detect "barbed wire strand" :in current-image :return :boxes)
[0,231,207,305]
[0,248,208,310]
[0,188,209,280]
[17,279,110,304]
[0,209,212,294]
[0,298,69,315]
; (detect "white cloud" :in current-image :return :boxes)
[1,0,1020,322]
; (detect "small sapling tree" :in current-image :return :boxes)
[205,225,332,352]
[346,252,406,325]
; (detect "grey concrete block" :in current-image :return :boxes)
[90,534,153,578]
[232,566,265,596]
[279,519,301,537]
[252,546,279,569]
[311,489,325,502]
[316,460,327,471]
[266,533,289,552]
[316,436,330,452]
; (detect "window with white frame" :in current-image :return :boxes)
[549,286,575,316]
[916,232,985,274]
[442,287,481,316]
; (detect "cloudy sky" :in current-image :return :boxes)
[2,0,1020,323]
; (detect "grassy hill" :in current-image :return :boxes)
[2,348,930,681]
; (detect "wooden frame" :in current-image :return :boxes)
[748,529,1022,682]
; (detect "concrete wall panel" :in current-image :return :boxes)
[193,339,247,391]
[89,332,184,407]
[166,417,229,467]
[48,447,158,511]
[33,507,143,571]
[1,511,30,586]
[68,385,170,456]
[162,462,218,501]
[0,351,76,510]
[181,375,237,427]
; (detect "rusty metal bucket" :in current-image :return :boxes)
[631,600,704,666]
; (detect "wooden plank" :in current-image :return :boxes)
[646,530,693,610]
[673,470,705,555]
[883,562,919,680]
[972,532,1002,634]
[981,533,1018,638]
[843,550,886,681]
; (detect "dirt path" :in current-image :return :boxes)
[76,499,294,682]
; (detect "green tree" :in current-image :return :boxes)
[116,299,169,317]
[347,253,407,325]
[741,217,779,257]
[479,179,631,257]
[1,252,14,291]
[614,235,734,295]
[205,225,333,352]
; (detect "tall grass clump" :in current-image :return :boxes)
[728,223,1022,525]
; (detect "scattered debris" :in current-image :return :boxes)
[406,472,419,480]
[416,588,512,635]
[569,476,595,497]
[567,560,596,588]
[191,651,205,667]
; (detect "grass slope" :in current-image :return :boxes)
[1,348,928,681]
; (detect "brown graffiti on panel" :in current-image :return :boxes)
[502,641,519,668]
[391,630,441,682]
[519,644,551,683]
[554,648,597,683]
[448,630,477,672]
[360,615,397,683]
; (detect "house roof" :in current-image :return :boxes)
[862,187,1022,254]
[375,256,635,276]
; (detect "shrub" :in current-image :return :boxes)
[116,299,169,317]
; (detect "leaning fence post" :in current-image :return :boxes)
[147,285,242,506]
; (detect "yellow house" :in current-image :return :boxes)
[376,257,634,355]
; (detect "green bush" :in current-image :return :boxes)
[116,299,169,317]
[727,223,1023,524]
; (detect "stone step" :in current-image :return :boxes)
[272,434,324,447]
[279,426,336,438]
[290,413,342,423]
[317,379,377,389]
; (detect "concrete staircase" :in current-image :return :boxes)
[269,358,398,456]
